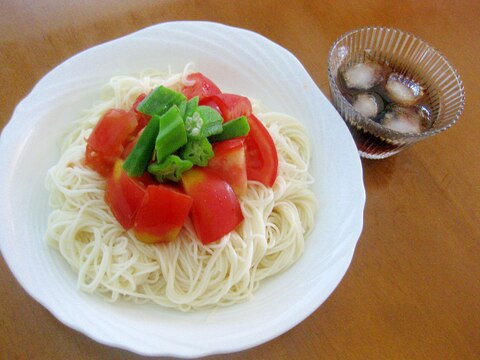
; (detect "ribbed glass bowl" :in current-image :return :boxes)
[328,26,465,159]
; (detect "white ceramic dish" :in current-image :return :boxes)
[0,21,365,357]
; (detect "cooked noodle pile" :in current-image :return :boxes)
[45,67,317,311]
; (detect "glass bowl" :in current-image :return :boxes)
[327,26,465,159]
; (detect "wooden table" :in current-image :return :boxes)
[1,1,479,359]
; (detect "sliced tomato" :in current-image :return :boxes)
[181,73,222,100]
[85,109,138,176]
[131,93,146,111]
[121,137,137,160]
[130,93,151,134]
[181,167,243,244]
[87,109,138,155]
[133,184,193,244]
[198,97,222,115]
[85,145,118,177]
[104,160,147,230]
[120,128,143,160]
[245,114,278,187]
[208,139,248,197]
[200,94,252,121]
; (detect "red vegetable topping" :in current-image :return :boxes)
[130,93,151,134]
[181,73,222,100]
[201,94,252,121]
[244,114,278,187]
[181,167,244,244]
[104,160,147,229]
[133,185,193,243]
[85,109,138,176]
[208,139,248,197]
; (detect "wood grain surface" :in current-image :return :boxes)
[1,1,479,359]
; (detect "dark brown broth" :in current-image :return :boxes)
[337,61,434,130]
[336,60,435,155]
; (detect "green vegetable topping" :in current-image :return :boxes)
[124,85,249,182]
[178,100,187,118]
[185,96,200,118]
[184,105,223,139]
[178,96,199,120]
[181,137,214,167]
[155,106,188,162]
[137,86,186,116]
[148,155,193,183]
[123,116,160,177]
[209,116,250,142]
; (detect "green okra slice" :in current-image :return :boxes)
[148,155,193,183]
[155,106,188,163]
[184,105,223,139]
[123,116,160,177]
[180,137,214,167]
[209,116,250,142]
[136,86,186,116]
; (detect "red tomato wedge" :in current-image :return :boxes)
[120,129,143,160]
[208,139,248,197]
[85,145,117,177]
[104,160,147,229]
[201,94,252,121]
[87,109,138,156]
[121,136,137,160]
[85,109,138,176]
[131,93,146,112]
[198,97,222,115]
[182,168,244,244]
[130,93,151,134]
[133,185,193,244]
[181,73,222,100]
[245,114,278,187]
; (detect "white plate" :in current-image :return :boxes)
[0,21,365,357]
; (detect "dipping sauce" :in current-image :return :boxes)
[336,60,434,155]
[338,60,433,133]
[328,26,465,159]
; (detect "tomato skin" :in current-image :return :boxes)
[131,93,146,111]
[121,137,137,160]
[198,97,222,115]
[104,161,146,230]
[208,139,248,197]
[130,93,151,134]
[133,185,193,243]
[181,73,222,100]
[245,114,278,187]
[181,167,243,244]
[87,109,138,155]
[85,109,138,176]
[201,94,252,121]
[85,145,117,177]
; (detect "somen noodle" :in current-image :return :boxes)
[45,66,317,311]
